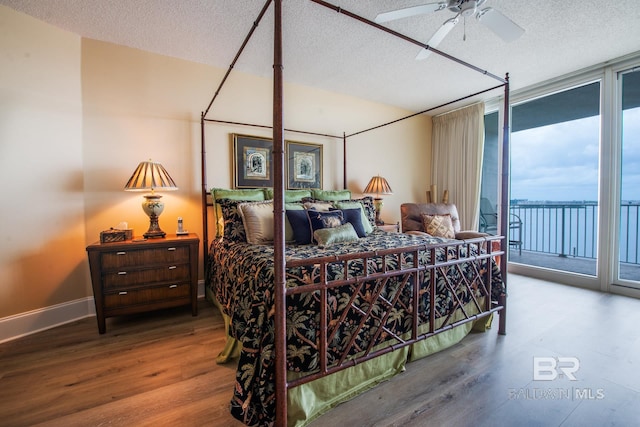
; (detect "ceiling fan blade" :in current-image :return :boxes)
[416,17,459,60]
[375,2,447,24]
[476,7,524,42]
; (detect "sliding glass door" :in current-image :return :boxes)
[508,82,601,276]
[618,70,640,284]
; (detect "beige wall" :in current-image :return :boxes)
[1,6,431,325]
[0,6,86,318]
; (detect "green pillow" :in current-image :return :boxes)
[263,188,312,202]
[313,223,359,247]
[312,189,352,201]
[332,201,374,235]
[212,188,265,201]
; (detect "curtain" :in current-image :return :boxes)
[431,103,485,230]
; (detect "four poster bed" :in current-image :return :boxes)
[200,1,511,426]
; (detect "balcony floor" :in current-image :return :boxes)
[508,249,640,282]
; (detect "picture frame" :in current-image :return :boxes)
[286,140,323,189]
[232,134,273,188]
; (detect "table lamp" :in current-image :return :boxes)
[124,160,178,238]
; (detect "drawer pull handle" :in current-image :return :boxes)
[167,247,176,251]
[118,271,127,275]
[116,251,126,255]
[169,284,178,289]
[168,266,177,270]
[119,291,128,295]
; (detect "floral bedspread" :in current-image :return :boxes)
[207,229,504,426]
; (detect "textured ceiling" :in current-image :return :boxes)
[2,0,640,112]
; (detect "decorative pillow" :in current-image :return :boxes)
[284,203,305,241]
[314,223,359,247]
[238,201,274,245]
[239,201,305,244]
[211,188,265,237]
[303,201,333,211]
[333,198,375,234]
[312,189,352,201]
[307,209,344,233]
[286,209,313,245]
[421,213,455,239]
[217,199,248,243]
[357,197,377,228]
[337,207,366,238]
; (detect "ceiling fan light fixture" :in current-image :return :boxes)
[459,1,478,17]
[447,0,486,16]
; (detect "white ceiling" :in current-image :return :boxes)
[2,0,640,112]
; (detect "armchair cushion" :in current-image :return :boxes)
[455,230,490,240]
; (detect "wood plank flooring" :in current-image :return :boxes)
[1,274,639,426]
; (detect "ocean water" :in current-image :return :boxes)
[511,201,639,263]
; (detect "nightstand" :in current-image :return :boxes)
[86,233,199,334]
[377,222,400,233]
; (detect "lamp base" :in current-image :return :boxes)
[143,226,166,239]
[374,198,385,225]
[144,232,166,238]
[142,194,166,239]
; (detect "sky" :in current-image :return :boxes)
[510,107,640,202]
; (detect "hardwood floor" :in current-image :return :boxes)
[2,275,639,426]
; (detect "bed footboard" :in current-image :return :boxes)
[281,235,505,404]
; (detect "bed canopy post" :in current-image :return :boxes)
[498,74,510,336]
[272,0,288,425]
[343,132,347,189]
[200,112,209,269]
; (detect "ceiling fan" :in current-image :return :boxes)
[375,0,525,60]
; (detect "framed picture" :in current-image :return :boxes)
[232,134,273,188]
[286,141,323,189]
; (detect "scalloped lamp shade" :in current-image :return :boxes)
[124,161,178,238]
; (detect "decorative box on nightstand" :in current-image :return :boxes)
[86,233,199,334]
[377,222,400,233]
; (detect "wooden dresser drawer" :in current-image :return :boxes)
[104,283,191,309]
[86,233,200,334]
[101,246,190,270]
[103,264,190,289]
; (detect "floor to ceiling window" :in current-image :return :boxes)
[480,57,640,293]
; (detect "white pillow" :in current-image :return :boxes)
[303,201,333,211]
[238,201,274,244]
[238,201,296,244]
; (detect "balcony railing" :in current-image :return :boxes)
[510,201,640,265]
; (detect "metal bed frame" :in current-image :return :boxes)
[200,1,511,424]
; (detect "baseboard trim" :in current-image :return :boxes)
[0,280,206,344]
[0,297,96,344]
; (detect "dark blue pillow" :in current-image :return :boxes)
[286,209,313,244]
[306,209,345,243]
[307,209,343,230]
[341,208,366,238]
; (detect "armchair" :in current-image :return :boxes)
[400,203,488,240]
